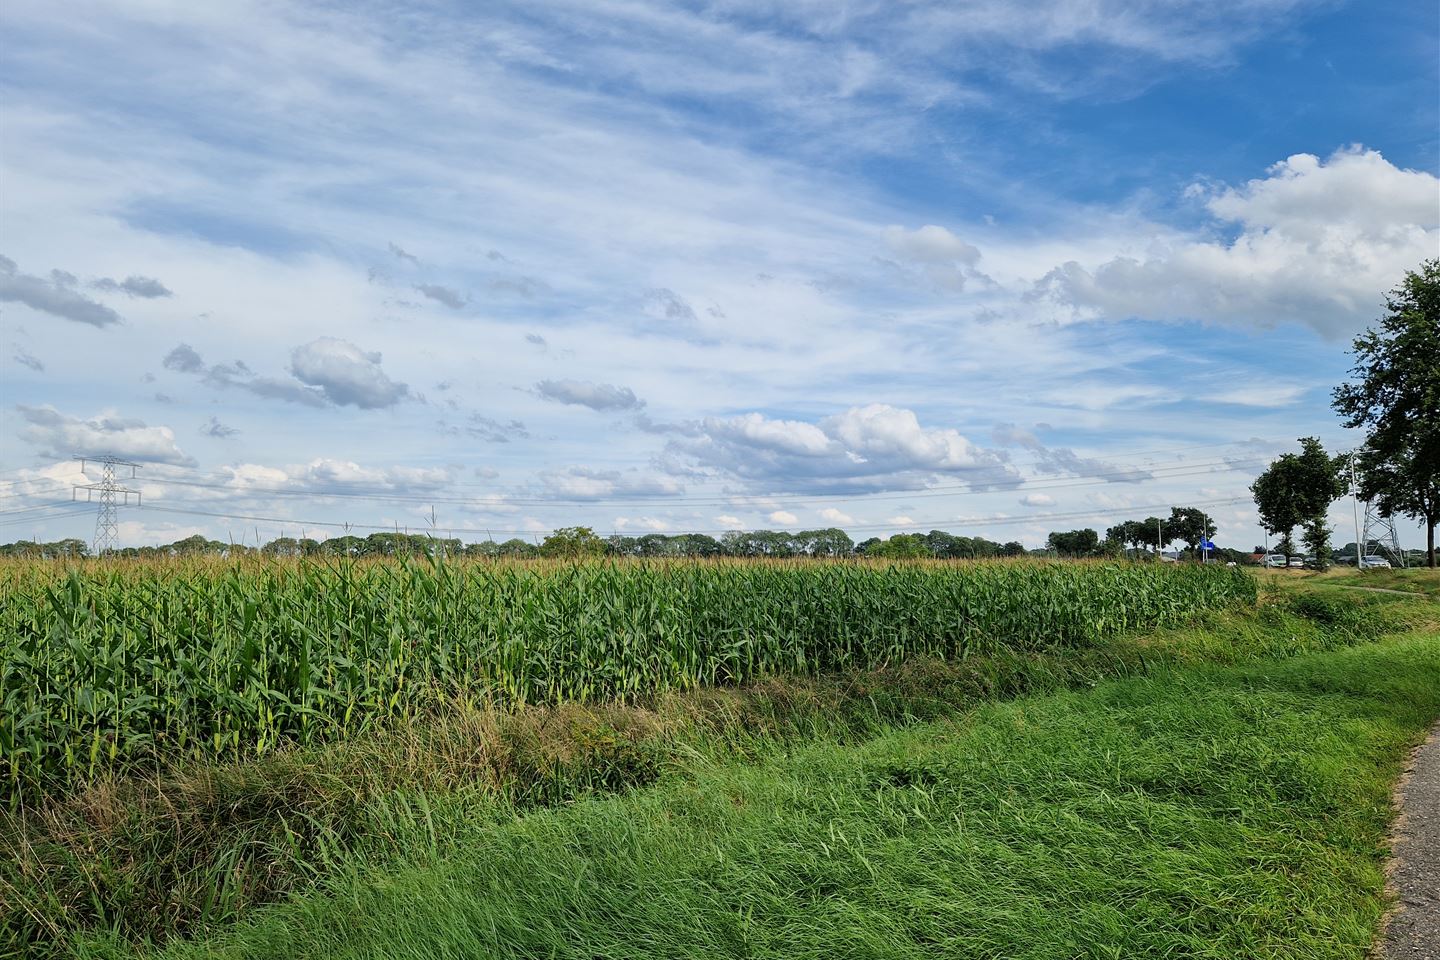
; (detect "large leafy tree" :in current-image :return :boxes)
[1168,507,1217,555]
[1046,528,1099,557]
[1250,438,1346,558]
[1332,259,1440,568]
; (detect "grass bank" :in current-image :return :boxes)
[89,627,1440,959]
[6,582,1434,957]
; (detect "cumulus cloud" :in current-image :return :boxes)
[0,255,122,327]
[703,413,833,457]
[674,404,1011,494]
[826,404,984,470]
[289,338,410,408]
[883,224,987,291]
[91,275,172,298]
[818,507,855,525]
[1019,493,1054,507]
[17,404,195,465]
[163,340,407,409]
[768,510,799,525]
[164,343,328,406]
[713,514,742,527]
[536,379,645,412]
[414,283,466,309]
[1035,147,1439,337]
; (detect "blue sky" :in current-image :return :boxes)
[1,0,1436,550]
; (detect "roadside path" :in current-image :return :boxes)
[1385,724,1440,959]
[1335,585,1420,596]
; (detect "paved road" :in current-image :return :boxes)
[1386,725,1440,959]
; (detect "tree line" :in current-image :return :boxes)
[0,528,1028,561]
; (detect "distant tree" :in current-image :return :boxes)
[794,528,855,557]
[1046,528,1099,557]
[672,533,724,557]
[867,533,932,559]
[1001,540,1027,558]
[1251,438,1346,559]
[496,538,539,558]
[538,526,607,559]
[324,535,366,556]
[855,537,883,556]
[1168,507,1217,556]
[263,536,302,557]
[1332,259,1440,567]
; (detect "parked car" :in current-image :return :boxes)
[1263,554,1289,568]
[1286,557,1306,568]
[1360,556,1392,569]
[1302,556,1319,569]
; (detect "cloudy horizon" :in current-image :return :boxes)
[2,0,1436,551]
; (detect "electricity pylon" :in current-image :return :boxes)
[73,457,142,555]
[1359,500,1406,568]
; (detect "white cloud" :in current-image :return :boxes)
[536,379,645,412]
[16,404,195,465]
[883,224,986,291]
[613,516,670,531]
[1209,385,1306,408]
[289,338,410,409]
[825,404,984,470]
[673,404,1014,495]
[1037,148,1439,337]
[887,515,916,526]
[703,413,834,457]
[1019,493,1054,507]
[818,507,855,525]
[713,514,743,527]
[768,510,798,525]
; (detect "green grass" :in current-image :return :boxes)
[78,630,1440,960]
[1304,566,1440,599]
[5,575,1435,958]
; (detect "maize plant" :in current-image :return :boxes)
[0,556,1255,798]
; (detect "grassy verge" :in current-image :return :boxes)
[5,585,1433,957]
[88,626,1440,959]
[1297,566,1440,599]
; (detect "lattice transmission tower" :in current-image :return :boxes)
[1359,500,1406,568]
[1348,454,1407,569]
[73,457,142,555]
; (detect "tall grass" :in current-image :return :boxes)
[0,557,1255,797]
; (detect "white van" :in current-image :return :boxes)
[1263,554,1289,568]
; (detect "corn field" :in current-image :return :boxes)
[0,557,1254,797]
